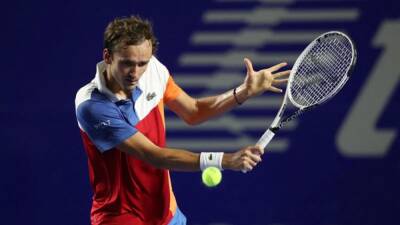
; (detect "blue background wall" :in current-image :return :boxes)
[6,0,399,224]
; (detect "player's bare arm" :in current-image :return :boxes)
[116,132,263,172]
[167,58,290,125]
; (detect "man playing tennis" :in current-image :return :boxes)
[75,15,289,225]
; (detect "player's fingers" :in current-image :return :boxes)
[244,58,254,74]
[243,161,253,171]
[241,150,261,168]
[248,145,263,155]
[246,157,257,167]
[255,147,264,155]
[266,62,287,73]
[247,146,262,156]
[248,153,262,163]
[273,70,291,78]
[243,149,251,157]
[273,78,288,85]
[268,86,283,93]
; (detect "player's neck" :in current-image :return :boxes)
[103,70,131,100]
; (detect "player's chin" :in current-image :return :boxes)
[124,83,138,91]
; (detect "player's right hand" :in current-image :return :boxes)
[222,146,263,172]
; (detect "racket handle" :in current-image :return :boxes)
[242,129,275,173]
[256,129,276,150]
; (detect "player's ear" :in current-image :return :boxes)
[103,48,112,64]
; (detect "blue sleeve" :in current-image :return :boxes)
[76,100,137,152]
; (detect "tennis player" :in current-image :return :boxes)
[75,15,289,225]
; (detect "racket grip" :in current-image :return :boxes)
[256,129,275,150]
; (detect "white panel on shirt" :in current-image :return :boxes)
[75,81,97,130]
[75,82,96,110]
[134,56,170,120]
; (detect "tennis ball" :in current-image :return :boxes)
[202,167,222,187]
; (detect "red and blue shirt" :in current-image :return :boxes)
[75,57,185,225]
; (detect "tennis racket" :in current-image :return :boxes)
[256,31,357,150]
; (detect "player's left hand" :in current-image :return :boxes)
[243,58,290,97]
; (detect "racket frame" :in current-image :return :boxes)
[256,31,357,150]
[288,31,357,109]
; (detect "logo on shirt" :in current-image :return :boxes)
[146,92,156,101]
[94,120,111,129]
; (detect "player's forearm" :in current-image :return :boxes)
[151,149,236,171]
[117,132,255,172]
[148,147,200,171]
[122,142,230,172]
[188,84,250,125]
[118,133,201,171]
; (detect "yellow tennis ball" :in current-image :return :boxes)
[202,167,222,187]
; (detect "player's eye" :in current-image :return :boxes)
[120,60,134,67]
[119,60,148,68]
[137,61,149,67]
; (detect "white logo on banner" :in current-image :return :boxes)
[337,20,400,157]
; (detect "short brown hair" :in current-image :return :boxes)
[104,15,158,54]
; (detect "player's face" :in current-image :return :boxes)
[108,40,152,92]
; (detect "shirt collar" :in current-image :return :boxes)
[93,61,142,102]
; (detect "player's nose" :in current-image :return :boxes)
[129,66,141,78]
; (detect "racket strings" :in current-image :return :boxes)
[290,35,353,107]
